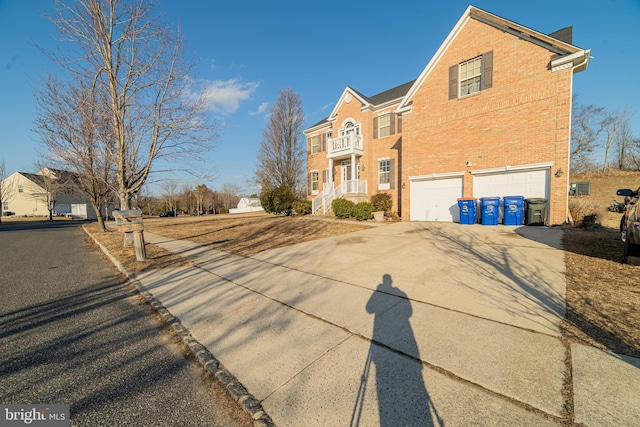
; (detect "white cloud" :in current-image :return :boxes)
[200,79,260,114]
[249,102,270,116]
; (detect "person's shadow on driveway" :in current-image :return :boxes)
[351,274,444,427]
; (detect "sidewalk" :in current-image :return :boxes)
[99,222,640,426]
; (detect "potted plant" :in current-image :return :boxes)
[370,193,392,222]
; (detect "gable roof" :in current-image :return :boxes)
[305,80,415,134]
[397,5,590,113]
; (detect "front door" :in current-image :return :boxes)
[341,160,351,193]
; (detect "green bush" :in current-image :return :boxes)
[332,198,355,219]
[260,186,296,215]
[370,192,393,213]
[292,200,312,216]
[353,202,373,221]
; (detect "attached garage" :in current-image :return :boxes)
[472,163,551,200]
[409,173,463,222]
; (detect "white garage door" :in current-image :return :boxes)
[473,169,549,199]
[410,177,463,222]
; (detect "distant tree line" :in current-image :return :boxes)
[136,181,245,216]
[571,95,639,173]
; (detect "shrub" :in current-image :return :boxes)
[568,197,597,226]
[292,200,312,216]
[260,186,296,215]
[371,193,393,213]
[353,202,374,221]
[332,198,355,219]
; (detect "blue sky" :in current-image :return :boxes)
[1,0,639,196]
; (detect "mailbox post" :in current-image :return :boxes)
[113,209,146,261]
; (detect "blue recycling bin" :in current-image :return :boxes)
[480,197,500,225]
[503,196,525,225]
[457,198,477,224]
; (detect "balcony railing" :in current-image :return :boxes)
[341,179,367,195]
[328,134,363,157]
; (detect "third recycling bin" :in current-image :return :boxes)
[480,197,500,225]
[503,196,524,225]
[524,198,548,226]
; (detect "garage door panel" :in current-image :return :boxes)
[410,177,463,222]
[474,169,549,199]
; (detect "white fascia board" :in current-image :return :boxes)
[303,121,332,135]
[408,171,465,181]
[551,49,591,73]
[328,87,370,120]
[469,161,554,175]
[398,6,473,111]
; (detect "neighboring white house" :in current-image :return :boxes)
[229,197,264,214]
[1,167,108,220]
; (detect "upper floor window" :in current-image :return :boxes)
[449,51,493,100]
[373,114,396,139]
[18,184,23,193]
[310,135,321,154]
[378,114,391,138]
[460,57,482,96]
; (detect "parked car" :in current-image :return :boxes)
[159,210,177,217]
[616,188,640,263]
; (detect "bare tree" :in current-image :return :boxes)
[34,77,115,231]
[254,88,306,195]
[602,107,632,171]
[193,184,209,215]
[220,183,241,212]
[0,159,16,223]
[42,0,221,211]
[615,121,638,170]
[161,179,179,213]
[571,98,606,172]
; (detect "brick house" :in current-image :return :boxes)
[304,6,590,225]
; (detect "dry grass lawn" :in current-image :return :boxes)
[86,185,640,359]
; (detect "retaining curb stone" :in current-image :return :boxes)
[83,225,276,427]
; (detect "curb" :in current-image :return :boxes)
[83,225,276,427]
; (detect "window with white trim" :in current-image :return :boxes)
[310,135,321,154]
[378,114,391,138]
[460,56,482,96]
[2,201,8,211]
[311,171,319,194]
[378,159,390,190]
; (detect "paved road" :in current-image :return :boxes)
[0,221,252,426]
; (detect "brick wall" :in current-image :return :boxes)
[401,18,573,224]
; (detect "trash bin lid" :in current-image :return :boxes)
[525,198,548,204]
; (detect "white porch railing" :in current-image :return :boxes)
[328,134,363,156]
[341,179,367,194]
[312,180,367,214]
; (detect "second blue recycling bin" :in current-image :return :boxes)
[457,198,477,224]
[480,197,500,225]
[503,196,525,225]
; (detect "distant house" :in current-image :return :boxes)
[1,167,112,220]
[304,6,590,225]
[229,197,264,214]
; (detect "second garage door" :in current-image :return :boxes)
[410,176,463,222]
[473,168,549,200]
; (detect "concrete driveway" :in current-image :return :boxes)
[129,221,640,426]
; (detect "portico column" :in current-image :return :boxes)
[328,158,334,184]
[351,153,356,183]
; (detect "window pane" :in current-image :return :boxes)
[379,114,391,138]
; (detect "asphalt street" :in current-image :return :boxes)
[0,221,252,426]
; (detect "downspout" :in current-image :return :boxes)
[565,49,591,224]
